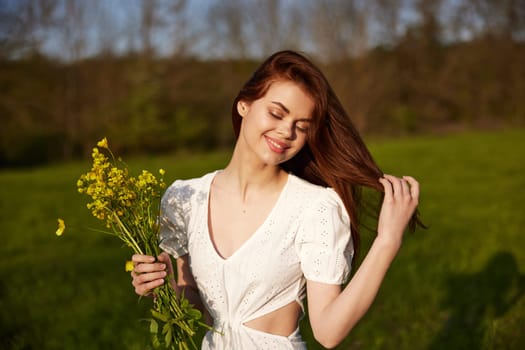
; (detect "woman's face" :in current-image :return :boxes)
[237,80,314,166]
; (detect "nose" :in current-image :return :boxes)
[276,120,294,139]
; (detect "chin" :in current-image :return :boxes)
[260,152,296,167]
[261,157,285,167]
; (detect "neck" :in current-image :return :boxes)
[220,143,288,201]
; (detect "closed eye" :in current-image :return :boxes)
[297,126,307,132]
[296,125,309,133]
[269,112,283,119]
[296,121,310,133]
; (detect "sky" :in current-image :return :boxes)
[1,0,496,61]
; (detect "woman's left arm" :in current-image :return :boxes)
[307,175,419,348]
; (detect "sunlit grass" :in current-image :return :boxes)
[334,129,525,349]
[1,130,524,349]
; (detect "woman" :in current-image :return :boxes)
[131,50,421,349]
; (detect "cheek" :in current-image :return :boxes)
[241,112,271,143]
[255,111,275,129]
[296,133,309,148]
[245,106,268,127]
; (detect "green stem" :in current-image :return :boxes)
[112,212,143,254]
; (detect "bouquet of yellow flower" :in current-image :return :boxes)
[74,138,208,350]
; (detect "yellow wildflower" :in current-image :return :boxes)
[74,137,208,349]
[56,218,66,236]
[97,137,109,149]
[125,260,134,272]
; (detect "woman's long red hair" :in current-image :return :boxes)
[231,50,423,262]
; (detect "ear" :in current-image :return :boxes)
[237,101,249,117]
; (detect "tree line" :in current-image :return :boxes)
[1,0,524,167]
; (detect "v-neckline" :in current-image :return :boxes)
[205,171,291,262]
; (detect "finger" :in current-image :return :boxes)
[132,254,158,273]
[131,270,167,293]
[400,178,411,198]
[157,252,176,276]
[379,176,393,201]
[383,174,402,198]
[134,261,166,274]
[132,269,167,284]
[157,252,171,264]
[134,278,165,296]
[403,176,420,202]
[131,254,155,264]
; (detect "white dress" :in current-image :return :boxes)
[159,171,354,349]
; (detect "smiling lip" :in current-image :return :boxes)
[265,136,289,154]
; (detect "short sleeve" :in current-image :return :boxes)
[297,189,354,284]
[158,180,189,258]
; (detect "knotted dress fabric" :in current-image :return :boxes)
[159,171,354,349]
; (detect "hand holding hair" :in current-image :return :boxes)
[377,174,420,249]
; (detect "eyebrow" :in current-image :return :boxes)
[271,101,290,113]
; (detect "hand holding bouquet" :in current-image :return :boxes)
[73,138,208,349]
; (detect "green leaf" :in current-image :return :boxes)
[187,308,201,319]
[164,326,172,347]
[149,318,159,334]
[180,297,190,308]
[152,334,161,349]
[162,322,171,334]
[151,309,169,322]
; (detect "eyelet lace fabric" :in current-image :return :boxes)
[159,171,354,349]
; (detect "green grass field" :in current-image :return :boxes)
[1,129,524,349]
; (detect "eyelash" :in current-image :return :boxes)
[270,112,309,133]
[296,125,308,133]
